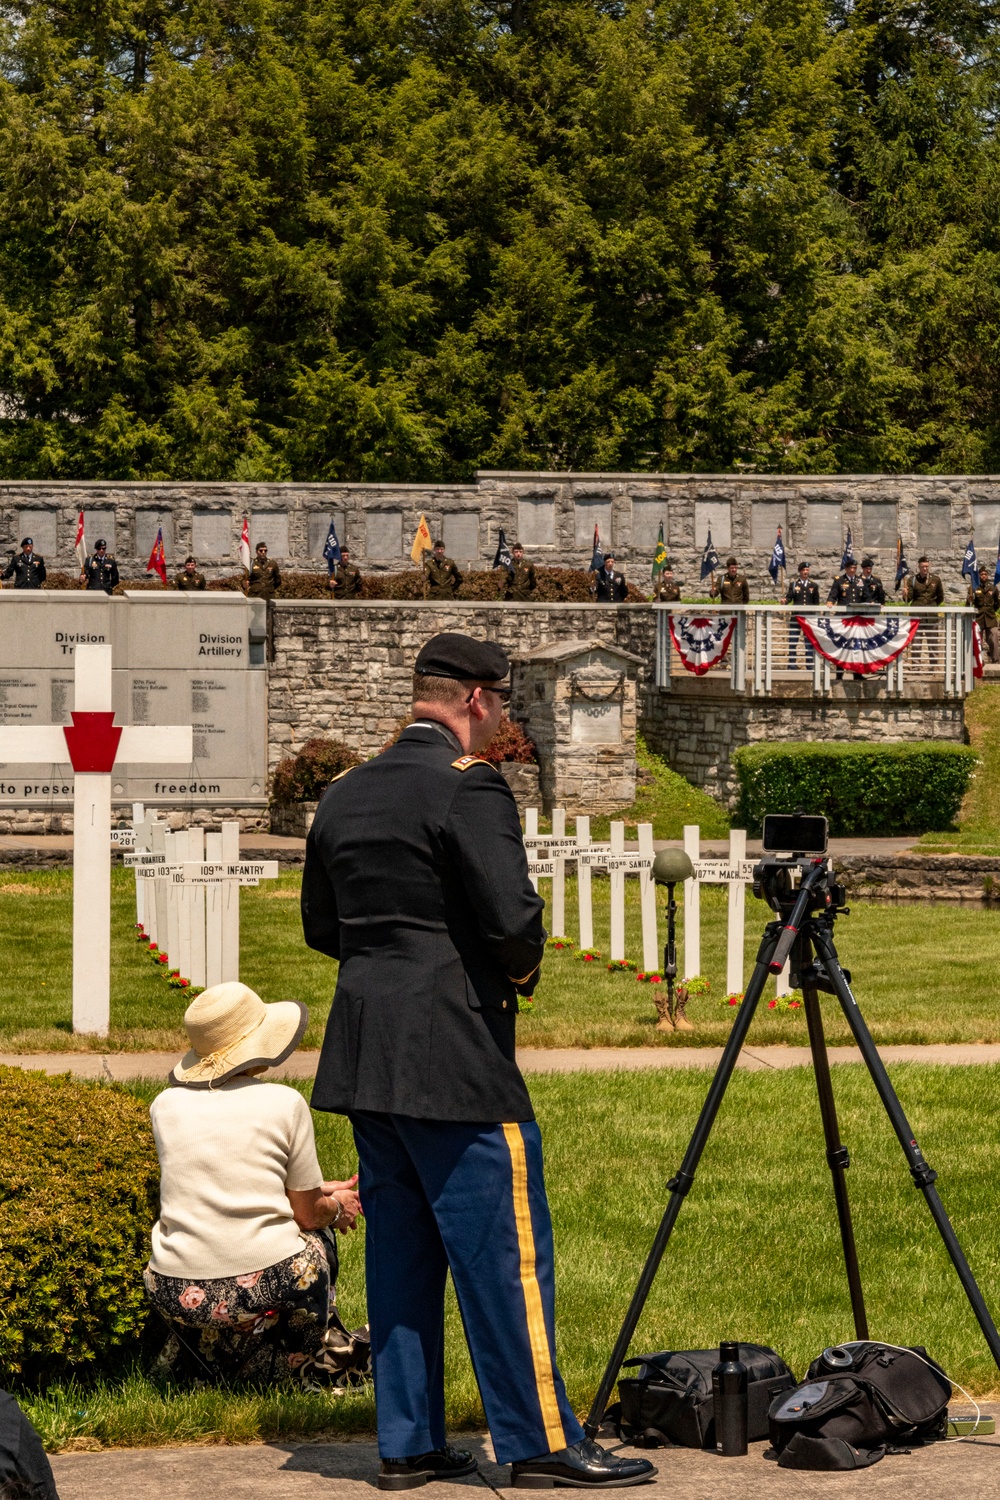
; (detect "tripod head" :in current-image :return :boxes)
[752,854,847,920]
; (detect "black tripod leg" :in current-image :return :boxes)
[812,923,1000,1370]
[800,954,869,1339]
[583,923,783,1438]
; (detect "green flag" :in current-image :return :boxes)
[651,521,667,580]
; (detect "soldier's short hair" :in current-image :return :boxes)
[412,672,500,705]
[256,542,267,551]
[918,556,929,565]
[185,556,196,565]
[433,539,445,549]
[512,542,524,552]
[727,556,738,567]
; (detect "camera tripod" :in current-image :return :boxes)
[584,855,1000,1438]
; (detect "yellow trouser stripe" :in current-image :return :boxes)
[502,1122,566,1452]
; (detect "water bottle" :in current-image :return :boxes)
[712,1341,748,1456]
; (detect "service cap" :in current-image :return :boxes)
[415,632,510,682]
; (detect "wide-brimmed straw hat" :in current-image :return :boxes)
[171,982,308,1089]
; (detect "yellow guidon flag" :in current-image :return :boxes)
[410,512,433,565]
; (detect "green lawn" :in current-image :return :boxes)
[919,681,1000,852]
[19,1065,1000,1451]
[3,868,1000,1049]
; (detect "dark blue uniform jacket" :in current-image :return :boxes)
[302,725,545,1123]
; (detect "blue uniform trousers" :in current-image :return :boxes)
[351,1111,584,1466]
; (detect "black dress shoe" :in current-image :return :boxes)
[378,1445,479,1490]
[511,1438,657,1488]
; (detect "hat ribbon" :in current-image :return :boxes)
[192,1011,268,1085]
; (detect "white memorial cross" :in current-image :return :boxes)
[684,825,791,996]
[0,644,193,1036]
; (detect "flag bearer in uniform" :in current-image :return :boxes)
[904,556,944,671]
[970,564,1000,664]
[710,556,750,604]
[302,632,656,1493]
[505,543,537,601]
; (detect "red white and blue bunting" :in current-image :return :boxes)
[669,614,738,675]
[796,614,920,674]
[973,622,984,679]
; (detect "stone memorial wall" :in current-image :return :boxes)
[1,471,999,596]
[0,593,268,831]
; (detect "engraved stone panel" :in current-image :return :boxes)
[570,701,622,744]
[84,510,117,553]
[16,510,58,557]
[135,510,174,561]
[750,501,787,549]
[918,502,951,550]
[807,502,842,549]
[973,503,1000,544]
[862,501,897,549]
[365,510,404,558]
[443,511,480,561]
[192,510,234,559]
[632,500,668,548]
[517,497,555,547]
[248,512,289,557]
[308,512,347,558]
[0,594,266,808]
[574,496,613,548]
[694,500,731,551]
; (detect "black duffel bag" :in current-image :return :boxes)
[768,1342,951,1470]
[612,1345,795,1449]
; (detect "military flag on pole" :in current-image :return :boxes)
[699,528,720,583]
[961,536,978,583]
[322,517,342,575]
[841,527,855,570]
[238,515,251,571]
[768,526,787,586]
[894,536,909,591]
[493,527,513,571]
[145,523,168,584]
[410,513,433,565]
[74,510,87,571]
[589,524,604,573]
[651,521,668,582]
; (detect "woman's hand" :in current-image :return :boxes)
[287,1174,363,1233]
[323,1174,362,1232]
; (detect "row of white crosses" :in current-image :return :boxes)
[123,812,279,990]
[523,815,792,996]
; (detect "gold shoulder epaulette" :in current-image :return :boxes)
[452,755,493,772]
[329,767,354,783]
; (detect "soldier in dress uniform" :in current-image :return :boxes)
[302,632,656,1494]
[652,563,680,601]
[1,537,46,589]
[827,559,866,679]
[248,542,281,599]
[710,556,750,604]
[904,555,944,607]
[592,550,628,602]
[423,540,462,600]
[81,539,120,594]
[784,561,819,668]
[860,557,885,604]
[330,546,363,599]
[969,563,1000,664]
[175,556,206,591]
[504,543,537,601]
[904,556,944,673]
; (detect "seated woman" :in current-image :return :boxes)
[144,982,369,1389]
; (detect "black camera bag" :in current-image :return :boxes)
[613,1345,795,1449]
[768,1343,951,1470]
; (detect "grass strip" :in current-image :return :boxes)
[19,1064,1000,1450]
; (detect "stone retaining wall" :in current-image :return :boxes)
[835,853,1000,903]
[641,689,966,807]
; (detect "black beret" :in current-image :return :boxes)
[20,537,32,546]
[95,538,106,548]
[862,556,874,567]
[415,632,510,682]
[798,561,810,571]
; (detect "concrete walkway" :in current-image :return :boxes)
[5,1044,1000,1081]
[49,1429,1000,1500]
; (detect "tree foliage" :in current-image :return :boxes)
[0,0,999,479]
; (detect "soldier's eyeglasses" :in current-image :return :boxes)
[467,686,512,704]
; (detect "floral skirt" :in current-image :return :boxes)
[144,1231,370,1389]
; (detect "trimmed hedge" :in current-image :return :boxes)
[733,742,978,837]
[0,1068,159,1380]
[270,736,363,805]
